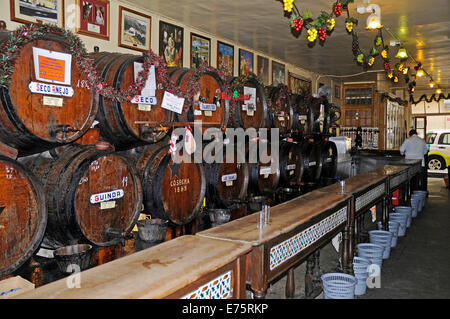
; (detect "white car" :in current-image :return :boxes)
[426,130,450,170]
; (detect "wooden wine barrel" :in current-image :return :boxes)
[309,96,330,135]
[0,156,47,278]
[279,141,304,188]
[248,143,280,196]
[24,145,142,247]
[300,140,322,184]
[169,68,230,132]
[319,140,338,181]
[0,32,98,156]
[136,143,206,226]
[90,52,175,150]
[228,75,268,129]
[266,85,294,136]
[203,143,249,209]
[291,93,313,137]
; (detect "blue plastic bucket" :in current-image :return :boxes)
[357,243,384,268]
[410,197,419,218]
[321,273,357,299]
[369,230,392,259]
[412,190,427,211]
[388,221,400,247]
[395,206,412,228]
[411,194,423,213]
[390,213,407,236]
[353,257,370,296]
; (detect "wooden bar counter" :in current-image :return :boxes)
[317,171,388,265]
[14,235,251,299]
[197,190,352,299]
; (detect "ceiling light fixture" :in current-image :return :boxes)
[436,88,442,95]
[428,80,436,88]
[416,69,425,78]
[395,47,408,60]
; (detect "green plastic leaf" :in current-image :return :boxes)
[302,9,313,20]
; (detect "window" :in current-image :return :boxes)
[439,133,450,145]
[426,133,437,144]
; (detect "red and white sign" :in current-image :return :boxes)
[90,189,124,204]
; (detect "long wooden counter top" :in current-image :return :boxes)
[15,235,251,299]
[317,172,387,196]
[198,190,351,246]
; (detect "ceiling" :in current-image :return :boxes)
[129,0,450,88]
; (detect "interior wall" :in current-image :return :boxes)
[1,0,325,89]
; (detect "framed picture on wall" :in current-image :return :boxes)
[76,0,110,40]
[159,21,183,68]
[239,49,253,75]
[217,41,234,77]
[190,33,210,68]
[335,85,341,99]
[257,56,269,85]
[10,0,65,28]
[272,61,285,86]
[118,6,151,52]
[288,73,312,96]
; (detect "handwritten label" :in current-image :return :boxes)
[100,201,116,210]
[204,110,212,117]
[298,115,307,120]
[29,82,74,97]
[90,189,124,204]
[43,96,63,107]
[138,104,151,112]
[260,167,272,175]
[32,47,72,85]
[309,161,316,167]
[161,91,185,114]
[194,110,202,116]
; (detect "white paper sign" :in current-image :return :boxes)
[161,91,185,114]
[243,86,256,109]
[286,164,296,170]
[199,103,216,111]
[134,63,156,97]
[332,232,342,252]
[32,47,72,85]
[131,95,157,105]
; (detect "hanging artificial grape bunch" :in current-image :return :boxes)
[283,0,294,12]
[307,28,318,42]
[318,27,327,41]
[293,17,303,31]
[334,2,343,16]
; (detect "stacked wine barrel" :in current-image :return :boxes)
[0,25,340,278]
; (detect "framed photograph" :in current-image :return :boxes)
[288,73,312,96]
[10,0,65,28]
[257,56,269,85]
[159,21,184,68]
[272,61,285,86]
[335,85,341,99]
[190,33,210,68]
[118,6,151,52]
[239,49,254,76]
[217,41,234,77]
[76,0,110,40]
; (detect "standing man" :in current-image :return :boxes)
[400,129,428,192]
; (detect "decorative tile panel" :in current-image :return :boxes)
[181,271,232,299]
[355,183,385,212]
[390,171,408,189]
[269,207,347,271]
